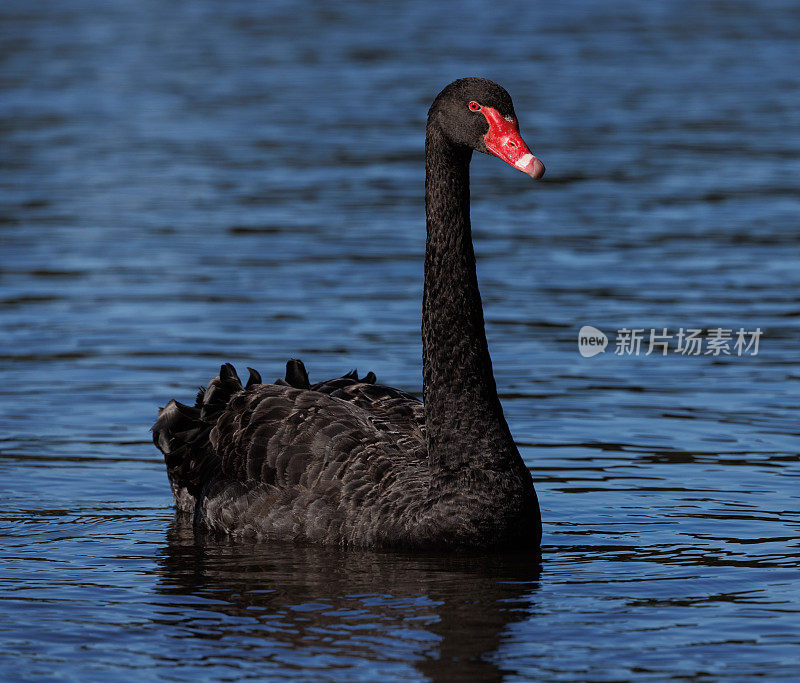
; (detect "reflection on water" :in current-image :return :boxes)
[1,0,800,679]
[157,517,541,681]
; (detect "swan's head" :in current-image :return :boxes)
[428,78,545,179]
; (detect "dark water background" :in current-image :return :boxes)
[2,0,799,679]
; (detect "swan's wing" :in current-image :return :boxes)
[153,363,428,543]
[322,382,425,450]
[277,359,426,444]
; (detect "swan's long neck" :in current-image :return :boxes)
[422,125,519,478]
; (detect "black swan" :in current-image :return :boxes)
[153,78,545,550]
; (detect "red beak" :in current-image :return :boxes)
[480,106,545,179]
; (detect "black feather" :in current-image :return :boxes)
[246,367,262,389]
[285,359,310,389]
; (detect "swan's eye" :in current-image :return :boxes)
[468,101,481,111]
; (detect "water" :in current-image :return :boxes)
[2,0,799,679]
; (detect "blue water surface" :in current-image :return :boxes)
[1,0,799,680]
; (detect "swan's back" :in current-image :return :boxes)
[153,362,430,546]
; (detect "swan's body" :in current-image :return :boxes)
[153,78,544,550]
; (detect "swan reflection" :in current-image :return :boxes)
[155,514,542,680]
